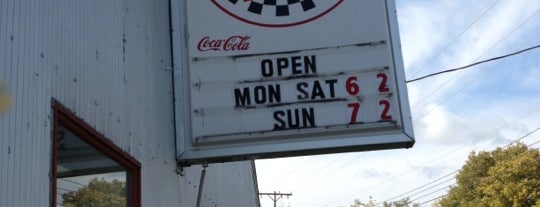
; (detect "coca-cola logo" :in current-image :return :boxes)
[197,35,251,52]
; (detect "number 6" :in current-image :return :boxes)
[346,76,359,95]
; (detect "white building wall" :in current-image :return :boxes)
[0,0,260,206]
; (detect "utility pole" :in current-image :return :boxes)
[259,191,292,207]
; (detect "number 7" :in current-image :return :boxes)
[348,103,360,124]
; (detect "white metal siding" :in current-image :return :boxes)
[0,0,52,206]
[0,0,259,206]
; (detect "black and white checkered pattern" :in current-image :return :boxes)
[228,0,316,16]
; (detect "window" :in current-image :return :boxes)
[52,102,140,207]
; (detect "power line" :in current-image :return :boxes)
[319,153,366,177]
[406,43,540,83]
[388,128,540,206]
[416,139,540,205]
[291,153,366,191]
[265,4,540,206]
[410,9,540,123]
[410,182,455,203]
[503,127,540,148]
[320,4,540,207]
[383,127,540,203]
[57,187,76,193]
[409,0,502,79]
[379,170,458,204]
[409,8,540,111]
[260,192,292,207]
[270,156,316,185]
[418,194,446,206]
[389,106,540,193]
[370,104,540,205]
[323,79,540,207]
[386,123,540,204]
[382,123,540,204]
[528,139,540,148]
[59,178,87,187]
[286,154,348,190]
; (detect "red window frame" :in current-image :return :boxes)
[51,101,141,207]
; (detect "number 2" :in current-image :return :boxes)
[377,73,389,93]
[379,100,392,121]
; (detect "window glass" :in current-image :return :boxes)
[55,125,129,207]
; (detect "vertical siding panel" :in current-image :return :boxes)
[5,0,13,202]
[10,0,20,204]
[0,0,7,203]
[0,0,9,204]
[16,0,25,201]
[29,2,39,206]
[0,0,6,196]
[19,1,29,206]
[38,0,52,203]
[35,0,48,203]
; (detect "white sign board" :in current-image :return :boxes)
[174,0,414,165]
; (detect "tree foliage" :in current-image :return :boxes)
[436,143,540,207]
[340,197,419,207]
[344,198,377,207]
[383,197,419,207]
[62,177,126,207]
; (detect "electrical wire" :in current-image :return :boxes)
[330,102,540,207]
[406,43,540,83]
[285,154,348,190]
[59,178,87,187]
[321,3,540,207]
[410,183,456,203]
[381,127,540,204]
[56,187,76,193]
[270,156,316,185]
[409,8,540,111]
[414,25,540,123]
[379,170,458,204]
[408,0,502,79]
[416,139,540,205]
[268,3,540,206]
[412,31,540,121]
[392,130,540,206]
[503,127,540,148]
[528,139,540,148]
[418,194,446,206]
[291,153,366,191]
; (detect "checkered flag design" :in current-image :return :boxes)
[228,0,316,16]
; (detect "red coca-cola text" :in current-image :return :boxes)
[197,35,251,52]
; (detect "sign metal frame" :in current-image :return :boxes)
[172,0,414,166]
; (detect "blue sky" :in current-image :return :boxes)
[256,0,540,206]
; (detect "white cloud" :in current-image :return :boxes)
[415,104,508,145]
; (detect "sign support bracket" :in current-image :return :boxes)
[196,163,209,207]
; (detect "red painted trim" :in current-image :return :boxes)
[51,101,141,207]
[210,0,344,28]
[51,103,58,207]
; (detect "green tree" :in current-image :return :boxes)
[62,177,126,207]
[437,143,540,207]
[383,197,419,207]
[340,197,377,207]
[340,197,418,207]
